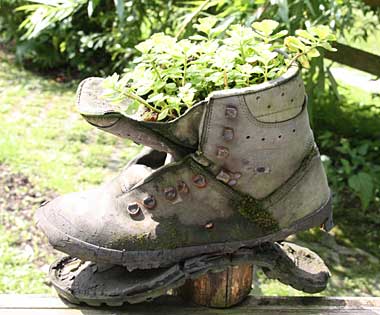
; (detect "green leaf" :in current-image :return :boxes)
[340,159,351,175]
[124,100,140,115]
[307,48,320,58]
[194,16,218,35]
[298,55,310,68]
[348,172,374,210]
[269,30,288,41]
[189,35,207,41]
[147,93,166,103]
[295,29,316,42]
[113,0,124,21]
[321,42,337,52]
[309,25,333,40]
[284,36,306,52]
[357,143,369,156]
[252,19,279,37]
[257,50,278,65]
[158,108,169,121]
[87,0,100,17]
[271,0,289,25]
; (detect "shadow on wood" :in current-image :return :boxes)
[325,42,380,77]
[1,294,380,314]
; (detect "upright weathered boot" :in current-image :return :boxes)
[36,66,332,270]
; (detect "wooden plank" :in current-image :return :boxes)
[1,295,380,314]
[176,264,253,307]
[325,42,380,77]
[363,0,380,7]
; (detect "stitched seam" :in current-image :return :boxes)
[255,105,303,118]
[241,94,308,128]
[199,98,214,151]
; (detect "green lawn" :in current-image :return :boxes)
[0,50,140,293]
[1,49,380,296]
[0,52,140,193]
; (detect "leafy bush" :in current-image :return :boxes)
[319,132,380,210]
[1,0,378,77]
[0,0,26,43]
[104,19,335,121]
[1,0,223,75]
[313,88,380,139]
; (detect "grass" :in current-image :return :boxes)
[0,51,140,194]
[0,50,140,293]
[0,226,49,293]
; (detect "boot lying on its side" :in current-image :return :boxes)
[36,66,332,270]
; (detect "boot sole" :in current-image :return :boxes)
[37,194,332,271]
[50,241,329,307]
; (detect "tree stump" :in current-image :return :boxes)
[176,264,253,308]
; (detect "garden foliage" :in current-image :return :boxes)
[0,0,378,76]
[103,19,335,121]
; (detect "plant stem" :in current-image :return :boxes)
[182,56,187,86]
[121,90,161,114]
[175,0,213,39]
[285,45,318,70]
[151,60,163,80]
[264,63,268,82]
[240,42,246,63]
[223,68,228,89]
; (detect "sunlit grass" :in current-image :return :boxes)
[0,51,140,193]
[0,51,140,293]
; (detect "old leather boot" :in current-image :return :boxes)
[37,66,332,270]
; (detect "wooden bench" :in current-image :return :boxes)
[1,295,380,314]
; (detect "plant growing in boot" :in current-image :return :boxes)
[103,18,336,121]
[37,15,334,289]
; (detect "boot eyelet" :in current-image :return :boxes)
[223,127,234,141]
[142,195,156,209]
[164,187,177,201]
[192,174,207,188]
[127,202,141,216]
[228,179,237,186]
[216,169,231,184]
[225,106,238,119]
[216,146,230,159]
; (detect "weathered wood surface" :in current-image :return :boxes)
[363,0,380,7]
[325,42,380,77]
[1,295,380,315]
[176,264,253,308]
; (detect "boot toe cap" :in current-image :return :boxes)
[36,190,108,256]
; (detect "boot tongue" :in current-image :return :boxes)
[131,148,168,169]
[118,148,171,193]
